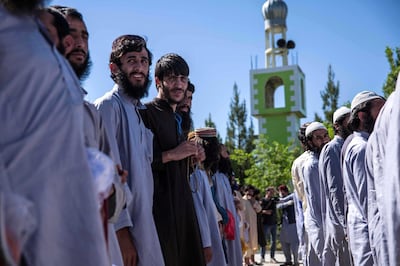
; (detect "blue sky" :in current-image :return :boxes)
[51,0,399,140]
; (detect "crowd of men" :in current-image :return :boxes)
[2,1,400,266]
[291,85,400,265]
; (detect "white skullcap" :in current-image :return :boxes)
[333,106,351,124]
[351,91,383,111]
[305,122,327,137]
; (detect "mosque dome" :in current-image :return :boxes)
[262,0,288,28]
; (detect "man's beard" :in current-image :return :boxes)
[364,112,375,134]
[161,85,184,105]
[116,70,150,100]
[66,51,92,82]
[338,125,352,140]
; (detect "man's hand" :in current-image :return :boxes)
[203,247,213,263]
[116,227,138,266]
[162,141,198,163]
[116,164,128,184]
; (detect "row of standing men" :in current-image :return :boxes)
[1,2,247,266]
[291,83,400,266]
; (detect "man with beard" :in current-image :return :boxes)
[177,80,195,139]
[212,144,243,266]
[318,106,352,265]
[343,91,385,266]
[95,35,164,266]
[302,122,330,266]
[139,53,206,266]
[0,1,109,265]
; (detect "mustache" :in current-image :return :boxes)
[69,48,87,57]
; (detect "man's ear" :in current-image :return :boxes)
[62,35,74,56]
[109,62,119,75]
[155,76,161,91]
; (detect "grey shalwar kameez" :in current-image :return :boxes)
[302,151,323,265]
[95,86,165,266]
[0,6,109,265]
[319,136,352,265]
[212,171,243,266]
[342,131,373,265]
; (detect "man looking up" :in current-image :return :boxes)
[95,35,165,266]
[140,53,206,266]
[343,91,385,266]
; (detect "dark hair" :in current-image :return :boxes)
[109,35,153,82]
[51,5,83,21]
[278,184,289,193]
[348,101,372,132]
[334,113,352,138]
[201,136,220,172]
[155,53,189,82]
[2,0,44,14]
[298,122,311,150]
[187,81,195,93]
[44,7,70,42]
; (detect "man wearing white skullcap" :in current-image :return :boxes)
[318,106,352,265]
[302,122,330,265]
[343,91,385,266]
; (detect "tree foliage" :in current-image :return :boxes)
[244,135,300,190]
[226,83,247,151]
[320,64,339,124]
[383,46,400,97]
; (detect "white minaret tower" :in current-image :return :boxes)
[262,0,291,68]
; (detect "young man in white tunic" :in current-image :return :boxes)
[95,35,164,266]
[0,1,109,265]
[318,106,352,266]
[342,91,385,266]
[302,122,330,266]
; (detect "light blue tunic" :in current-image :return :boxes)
[95,85,165,266]
[190,168,227,266]
[302,151,323,265]
[366,77,400,266]
[342,131,373,265]
[0,6,109,265]
[212,171,242,266]
[319,135,352,265]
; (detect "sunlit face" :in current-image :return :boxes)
[119,49,150,88]
[310,128,330,151]
[66,17,88,68]
[158,74,188,104]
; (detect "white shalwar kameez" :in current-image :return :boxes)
[212,171,242,266]
[0,6,109,265]
[366,75,400,266]
[190,167,227,266]
[302,151,323,266]
[291,152,308,264]
[95,85,165,266]
[319,135,352,266]
[342,131,373,265]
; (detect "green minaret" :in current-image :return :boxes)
[250,0,306,145]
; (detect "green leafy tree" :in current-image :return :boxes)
[319,64,339,124]
[245,135,300,190]
[229,148,253,185]
[383,46,400,97]
[245,119,256,153]
[226,83,247,151]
